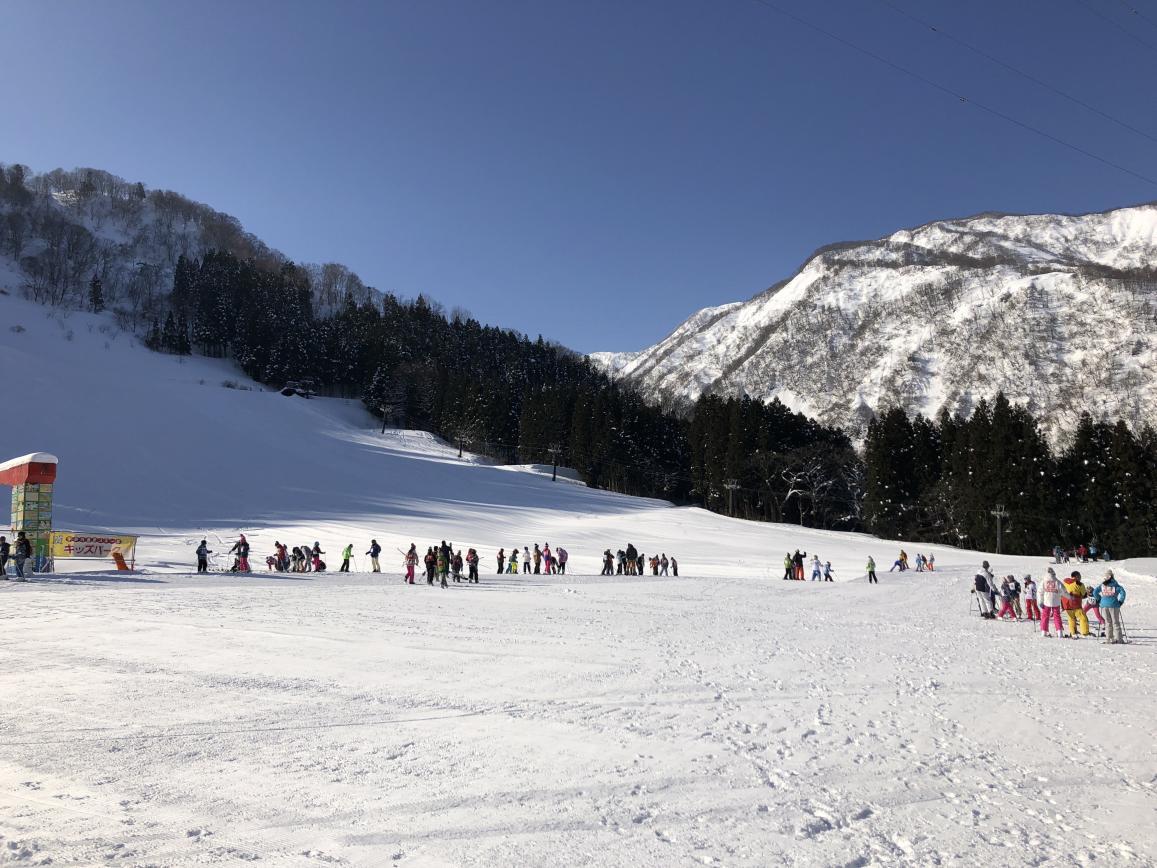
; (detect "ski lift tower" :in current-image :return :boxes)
[0,453,58,573]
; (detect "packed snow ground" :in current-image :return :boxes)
[1,296,1155,866]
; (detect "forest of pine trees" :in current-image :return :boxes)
[138,249,1155,557]
[863,397,1157,556]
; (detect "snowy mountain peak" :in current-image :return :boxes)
[591,203,1157,444]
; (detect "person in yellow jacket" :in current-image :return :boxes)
[1061,571,1090,638]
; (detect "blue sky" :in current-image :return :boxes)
[5,0,1156,352]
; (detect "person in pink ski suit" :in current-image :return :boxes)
[404,544,417,584]
[1038,567,1064,637]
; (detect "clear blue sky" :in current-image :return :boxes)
[5,0,1156,352]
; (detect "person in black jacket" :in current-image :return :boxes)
[195,540,212,573]
[367,539,382,572]
[13,531,32,581]
[0,535,10,577]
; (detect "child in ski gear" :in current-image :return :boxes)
[542,544,553,574]
[602,549,614,575]
[508,548,518,574]
[533,544,542,574]
[927,553,935,571]
[452,550,463,582]
[997,576,1018,620]
[405,544,417,583]
[557,547,568,574]
[650,554,660,575]
[466,548,479,583]
[522,546,531,574]
[196,540,212,573]
[637,552,645,575]
[0,536,9,576]
[1082,585,1105,631]
[866,556,877,584]
[496,548,505,574]
[783,553,793,581]
[424,547,435,583]
[340,543,353,572]
[367,540,381,572]
[823,561,834,582]
[1039,568,1063,636]
[810,556,822,581]
[671,557,678,576]
[229,535,251,572]
[1023,576,1039,621]
[1061,571,1090,637]
[1093,571,1127,644]
[659,553,668,576]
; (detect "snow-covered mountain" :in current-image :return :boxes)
[0,164,376,325]
[591,204,1157,444]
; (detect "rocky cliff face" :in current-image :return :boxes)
[591,205,1157,445]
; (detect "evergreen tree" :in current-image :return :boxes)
[88,273,104,312]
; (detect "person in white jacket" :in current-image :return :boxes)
[1038,567,1064,637]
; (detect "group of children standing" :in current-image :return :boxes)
[782,551,835,582]
[495,543,568,575]
[973,561,1129,643]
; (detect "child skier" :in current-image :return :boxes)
[405,544,417,584]
[339,543,353,572]
[810,555,822,581]
[997,576,1018,620]
[496,548,505,574]
[508,548,519,574]
[783,553,793,581]
[1061,571,1090,638]
[1023,575,1039,621]
[1039,568,1063,636]
[367,539,381,573]
[866,555,878,584]
[196,540,212,573]
[823,561,834,582]
[228,535,251,572]
[466,548,479,583]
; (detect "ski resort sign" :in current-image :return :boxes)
[49,531,137,568]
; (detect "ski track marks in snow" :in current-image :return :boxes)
[0,568,1154,867]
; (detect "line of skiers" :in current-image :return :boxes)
[407,541,480,587]
[495,543,568,575]
[599,544,678,576]
[887,549,935,572]
[972,561,1129,643]
[782,551,835,581]
[1051,543,1111,564]
[0,532,34,581]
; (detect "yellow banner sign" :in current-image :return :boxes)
[49,531,138,560]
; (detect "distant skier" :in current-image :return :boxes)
[466,548,479,583]
[659,553,669,576]
[637,552,645,576]
[602,549,614,576]
[496,548,505,575]
[557,546,568,575]
[424,547,436,584]
[195,539,212,573]
[793,550,805,580]
[542,544,553,574]
[301,541,313,572]
[866,555,877,585]
[404,544,417,583]
[927,553,935,571]
[508,548,518,574]
[0,535,10,577]
[823,561,834,582]
[522,546,531,574]
[650,554,660,575]
[438,549,449,588]
[783,553,793,581]
[229,534,251,572]
[810,555,821,581]
[311,542,325,572]
[997,576,1018,620]
[339,543,353,572]
[532,543,542,574]
[1093,571,1127,644]
[670,556,678,577]
[452,550,463,582]
[367,539,381,573]
[12,532,31,580]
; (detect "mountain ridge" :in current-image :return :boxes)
[591,201,1157,445]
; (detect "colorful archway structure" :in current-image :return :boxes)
[0,453,58,573]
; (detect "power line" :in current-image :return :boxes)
[742,0,1157,187]
[874,0,1157,148]
[1073,0,1157,56]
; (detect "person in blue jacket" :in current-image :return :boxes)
[1093,571,1127,644]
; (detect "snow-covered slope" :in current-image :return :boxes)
[2,293,1155,866]
[592,204,1157,443]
